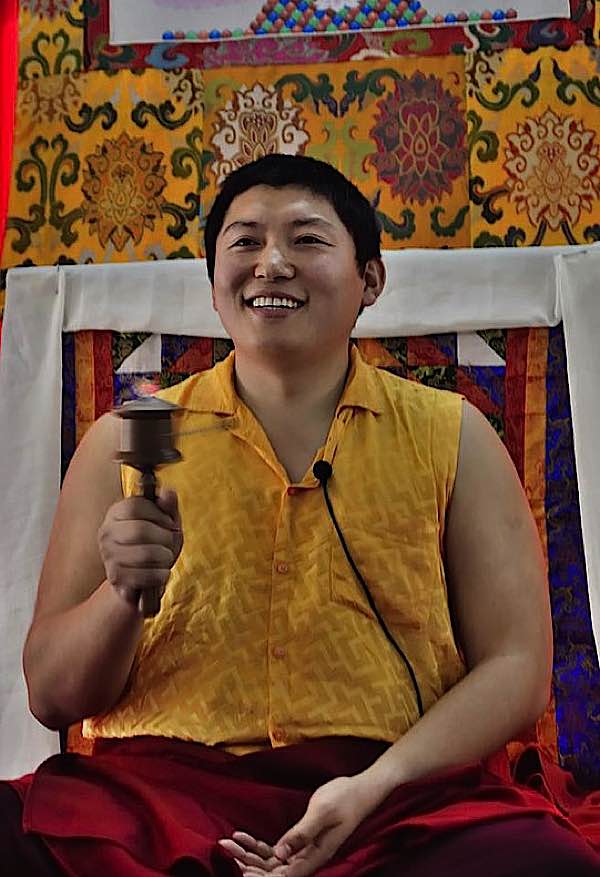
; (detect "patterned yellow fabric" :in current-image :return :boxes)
[84,347,466,749]
[467,46,600,248]
[202,56,470,251]
[2,66,204,270]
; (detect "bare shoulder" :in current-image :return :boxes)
[445,400,550,671]
[64,411,122,489]
[449,399,534,542]
[457,398,507,461]
[32,413,123,621]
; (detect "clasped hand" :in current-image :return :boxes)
[219,772,382,877]
[98,488,183,607]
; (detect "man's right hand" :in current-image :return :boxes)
[98,487,183,608]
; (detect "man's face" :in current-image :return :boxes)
[211,185,382,359]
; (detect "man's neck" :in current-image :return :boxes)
[233,347,351,425]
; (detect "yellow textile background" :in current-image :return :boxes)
[3,7,600,291]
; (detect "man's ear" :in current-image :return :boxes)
[361,257,386,308]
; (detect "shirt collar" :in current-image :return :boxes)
[184,345,385,417]
[336,344,385,416]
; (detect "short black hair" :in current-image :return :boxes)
[204,154,381,284]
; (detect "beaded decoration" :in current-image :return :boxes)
[161,3,518,39]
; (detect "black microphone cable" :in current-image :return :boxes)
[312,460,424,720]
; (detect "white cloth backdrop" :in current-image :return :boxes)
[0,244,598,778]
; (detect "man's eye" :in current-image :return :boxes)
[231,238,257,247]
[296,235,326,245]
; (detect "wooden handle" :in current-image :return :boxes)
[138,470,162,618]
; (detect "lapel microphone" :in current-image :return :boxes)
[312,461,425,720]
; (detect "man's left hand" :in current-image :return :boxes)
[218,773,384,876]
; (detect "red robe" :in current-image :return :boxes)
[5,736,600,875]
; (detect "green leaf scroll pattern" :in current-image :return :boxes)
[430,205,469,238]
[163,128,204,241]
[65,101,117,133]
[469,175,509,225]
[473,227,529,248]
[467,110,512,235]
[584,224,600,243]
[132,101,193,131]
[468,110,499,164]
[473,59,541,112]
[19,29,82,81]
[6,135,83,254]
[166,246,196,259]
[376,208,416,242]
[64,0,87,29]
[553,59,600,108]
[162,196,199,241]
[48,135,83,246]
[198,149,215,230]
[274,73,337,116]
[340,69,404,116]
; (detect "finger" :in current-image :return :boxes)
[111,544,174,570]
[106,565,171,591]
[241,866,288,877]
[283,826,349,877]
[156,488,181,527]
[218,839,280,870]
[106,520,177,549]
[111,497,180,531]
[231,831,278,861]
[241,864,288,877]
[274,815,321,861]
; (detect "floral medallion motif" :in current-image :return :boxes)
[210,83,309,185]
[18,72,82,125]
[503,108,600,233]
[20,0,73,18]
[164,69,204,116]
[370,72,467,206]
[81,132,168,252]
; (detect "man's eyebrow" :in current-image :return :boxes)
[290,217,336,230]
[222,220,260,236]
[222,217,336,236]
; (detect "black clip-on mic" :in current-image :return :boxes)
[312,460,425,720]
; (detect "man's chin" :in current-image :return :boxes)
[234,336,316,360]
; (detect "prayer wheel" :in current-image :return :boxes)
[113,397,182,618]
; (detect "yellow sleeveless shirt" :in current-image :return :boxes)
[84,347,466,749]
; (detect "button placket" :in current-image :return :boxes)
[267,486,294,746]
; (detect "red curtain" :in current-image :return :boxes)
[0,0,18,260]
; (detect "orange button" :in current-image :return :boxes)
[276,562,289,574]
[272,646,286,659]
[287,486,300,496]
[272,728,286,743]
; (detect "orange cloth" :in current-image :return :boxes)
[84,348,466,749]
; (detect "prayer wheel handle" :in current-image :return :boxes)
[112,397,182,618]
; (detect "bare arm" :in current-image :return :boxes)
[362,399,552,795]
[23,414,181,730]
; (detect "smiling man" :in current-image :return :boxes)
[1,155,599,876]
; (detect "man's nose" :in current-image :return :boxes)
[254,244,295,280]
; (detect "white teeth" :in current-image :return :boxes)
[250,296,301,309]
